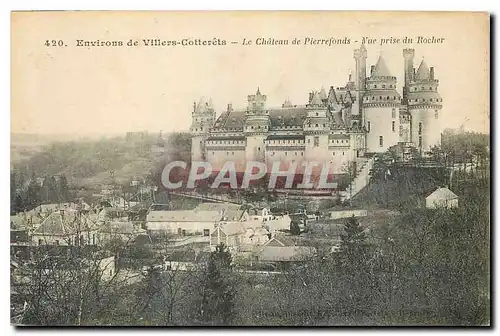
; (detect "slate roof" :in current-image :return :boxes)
[147,203,245,222]
[33,212,98,236]
[212,107,310,131]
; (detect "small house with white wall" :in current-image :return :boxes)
[426,187,459,209]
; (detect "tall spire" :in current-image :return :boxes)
[319,86,327,100]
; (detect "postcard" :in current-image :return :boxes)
[10,11,490,326]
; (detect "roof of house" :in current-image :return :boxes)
[33,212,98,236]
[147,210,221,222]
[426,187,458,201]
[217,222,246,236]
[257,245,316,262]
[98,221,146,235]
[264,233,296,247]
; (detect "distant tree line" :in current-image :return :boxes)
[10,168,70,214]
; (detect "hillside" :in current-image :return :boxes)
[11,132,192,188]
[351,165,449,210]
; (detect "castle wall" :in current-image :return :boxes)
[245,135,267,162]
[191,136,205,162]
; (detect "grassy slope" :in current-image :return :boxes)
[351,165,448,210]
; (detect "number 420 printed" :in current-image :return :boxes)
[45,40,67,47]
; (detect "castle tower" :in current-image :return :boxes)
[353,44,368,117]
[403,48,415,104]
[244,88,270,162]
[362,54,402,153]
[304,91,330,163]
[407,58,443,152]
[190,97,216,162]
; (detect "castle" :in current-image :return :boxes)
[190,45,442,174]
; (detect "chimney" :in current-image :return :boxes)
[412,68,416,80]
[430,67,434,80]
[370,65,375,76]
[227,103,233,112]
[308,92,314,103]
[193,101,197,112]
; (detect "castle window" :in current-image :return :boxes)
[379,136,384,147]
[387,96,390,100]
[301,152,304,156]
[342,152,345,156]
[308,139,310,144]
[316,112,319,116]
[294,152,297,156]
[314,136,319,147]
[392,108,396,118]
[232,152,234,155]
[251,126,254,129]
[419,136,423,147]
[429,87,432,90]
[372,97,375,100]
[435,110,439,119]
[421,86,424,90]
[374,85,377,88]
[271,152,275,156]
[382,84,385,88]
[418,122,423,135]
[212,152,215,155]
[258,147,261,151]
[379,96,382,100]
[285,152,288,156]
[226,152,229,155]
[392,121,396,132]
[367,122,371,132]
[258,126,261,129]
[195,128,198,131]
[315,124,319,127]
[333,152,336,156]
[399,125,403,136]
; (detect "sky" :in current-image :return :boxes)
[11,11,490,135]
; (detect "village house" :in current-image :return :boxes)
[31,210,99,247]
[250,234,316,266]
[426,187,459,209]
[98,220,150,246]
[146,203,248,236]
[209,220,271,254]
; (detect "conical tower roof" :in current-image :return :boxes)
[372,55,392,77]
[319,86,327,100]
[415,59,431,81]
[310,91,323,106]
